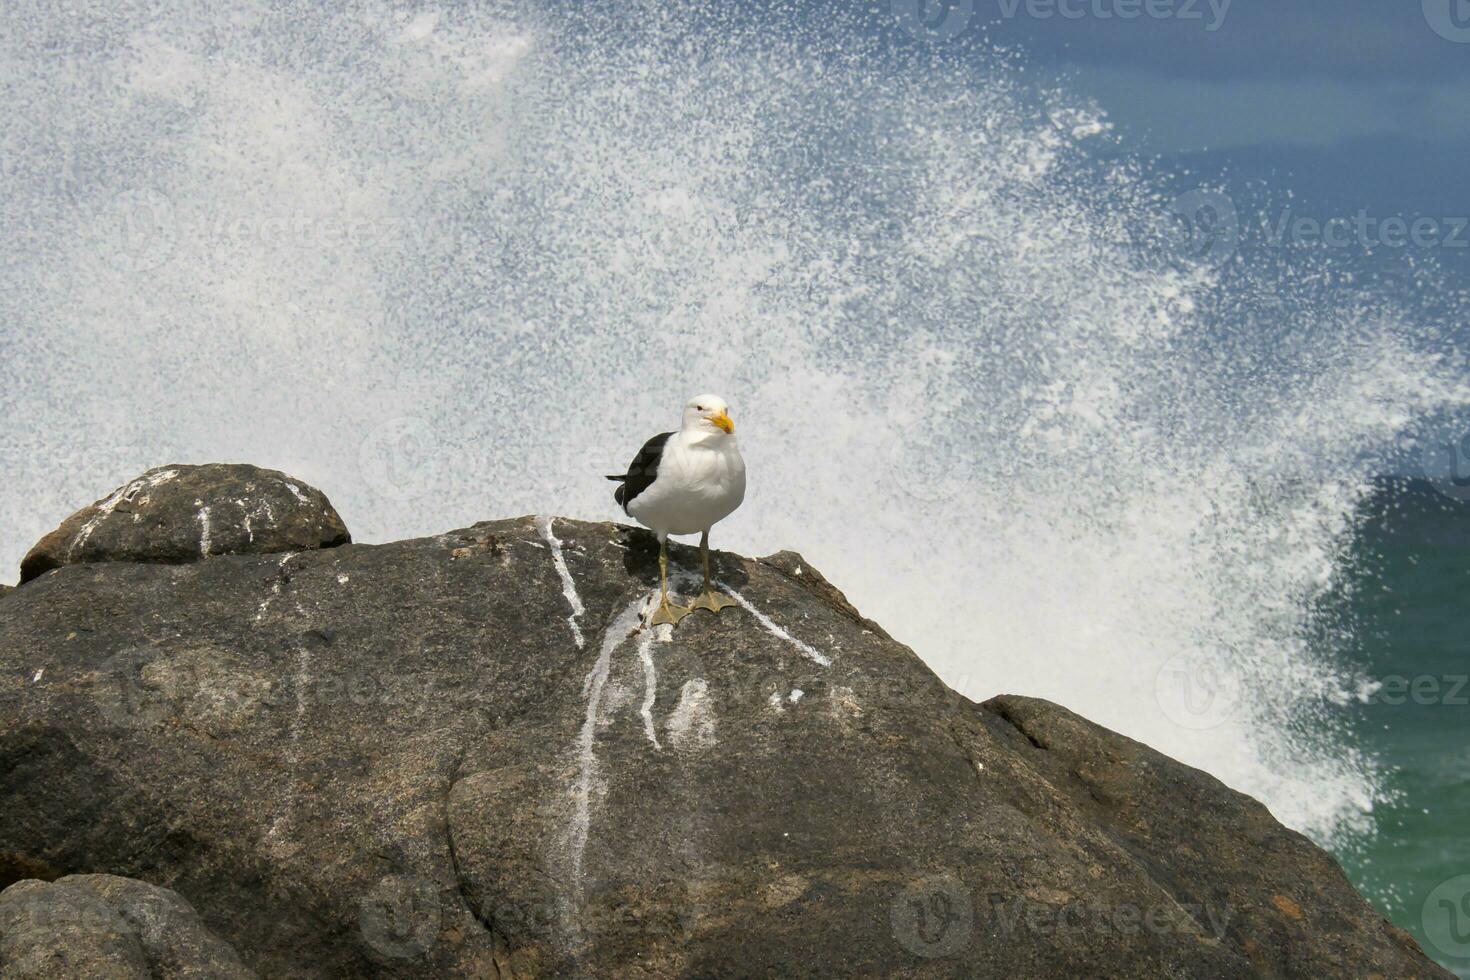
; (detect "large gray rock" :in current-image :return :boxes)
[19,464,349,583]
[0,874,253,978]
[0,509,1447,978]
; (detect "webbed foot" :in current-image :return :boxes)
[650,599,692,626]
[689,589,737,614]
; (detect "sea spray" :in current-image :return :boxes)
[2,0,1467,852]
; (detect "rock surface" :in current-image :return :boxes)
[19,464,349,583]
[0,873,253,978]
[0,504,1448,978]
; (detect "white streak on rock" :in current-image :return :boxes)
[197,506,212,556]
[570,598,645,891]
[235,499,256,541]
[767,691,784,713]
[31,668,44,684]
[666,679,716,749]
[720,586,832,667]
[254,552,296,623]
[636,627,662,749]
[536,516,585,649]
[291,599,310,744]
[275,596,313,839]
[789,689,804,703]
[69,468,179,559]
[336,573,350,585]
[282,481,308,505]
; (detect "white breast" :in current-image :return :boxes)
[627,434,746,537]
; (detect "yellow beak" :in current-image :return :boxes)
[708,410,734,434]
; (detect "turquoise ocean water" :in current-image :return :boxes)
[1340,478,1470,975]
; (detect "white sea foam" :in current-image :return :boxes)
[2,1,1468,851]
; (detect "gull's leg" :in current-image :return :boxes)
[649,534,690,626]
[689,529,737,614]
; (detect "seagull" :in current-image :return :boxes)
[606,394,746,626]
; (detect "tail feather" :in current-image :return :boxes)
[605,474,625,481]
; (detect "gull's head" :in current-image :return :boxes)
[682,394,735,436]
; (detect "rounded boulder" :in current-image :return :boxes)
[19,464,350,583]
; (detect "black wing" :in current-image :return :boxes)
[606,431,674,513]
